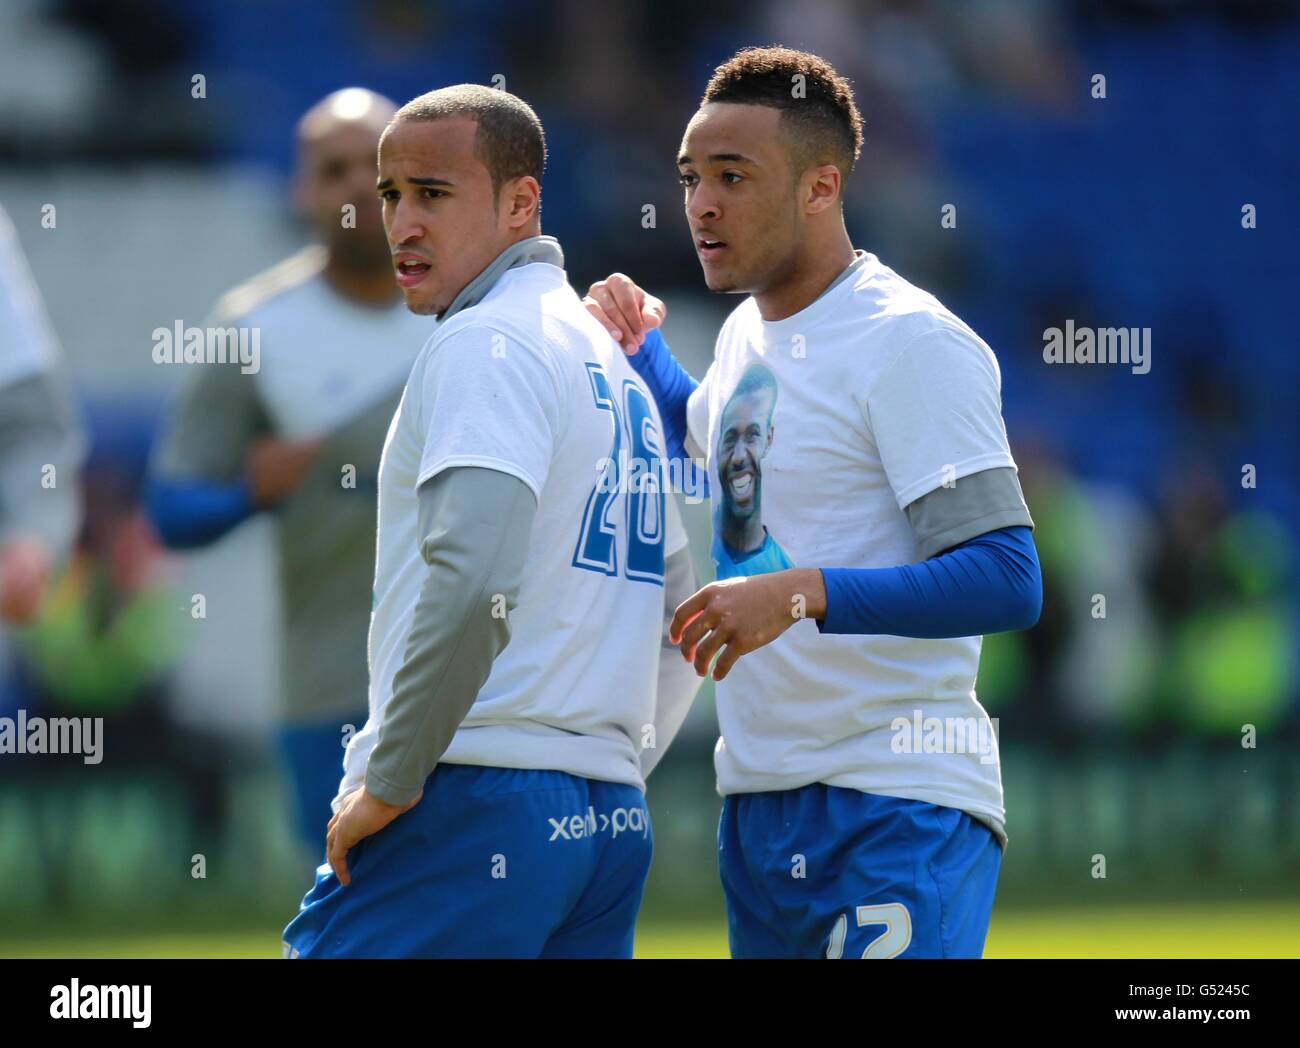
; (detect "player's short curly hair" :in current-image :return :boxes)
[393,84,546,194]
[702,46,863,182]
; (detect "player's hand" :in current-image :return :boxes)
[670,569,828,681]
[326,784,422,887]
[0,534,53,625]
[246,435,325,507]
[583,273,666,356]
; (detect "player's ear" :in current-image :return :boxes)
[803,164,841,216]
[502,175,541,230]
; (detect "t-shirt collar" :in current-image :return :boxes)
[758,249,872,335]
[439,235,565,322]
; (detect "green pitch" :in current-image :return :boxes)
[2,901,1298,958]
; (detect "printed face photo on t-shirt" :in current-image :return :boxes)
[712,361,794,579]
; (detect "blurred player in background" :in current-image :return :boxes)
[147,88,436,857]
[283,85,700,958]
[584,47,1042,958]
[0,204,83,626]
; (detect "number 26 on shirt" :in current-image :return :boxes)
[572,362,666,585]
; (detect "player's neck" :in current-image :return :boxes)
[724,519,766,555]
[752,229,856,323]
[322,253,403,309]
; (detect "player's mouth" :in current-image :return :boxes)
[727,468,753,502]
[696,233,728,263]
[393,252,433,288]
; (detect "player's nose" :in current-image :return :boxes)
[387,199,426,244]
[688,188,720,223]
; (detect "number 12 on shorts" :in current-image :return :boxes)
[572,362,665,585]
[826,902,913,958]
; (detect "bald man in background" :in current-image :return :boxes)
[148,88,436,856]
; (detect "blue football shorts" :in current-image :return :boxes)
[719,784,1002,958]
[283,763,653,958]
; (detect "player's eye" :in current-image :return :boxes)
[722,171,743,185]
[678,172,698,188]
[379,189,399,202]
[421,188,446,200]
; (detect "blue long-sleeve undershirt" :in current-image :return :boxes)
[625,328,709,498]
[146,476,256,549]
[818,525,1042,638]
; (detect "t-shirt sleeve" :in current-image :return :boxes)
[415,324,565,501]
[861,323,1017,510]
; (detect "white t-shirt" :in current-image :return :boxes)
[686,252,1015,841]
[339,262,686,805]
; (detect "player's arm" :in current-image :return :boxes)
[584,274,710,472]
[641,519,704,779]
[146,337,320,548]
[673,519,1042,678]
[328,468,537,886]
[815,476,1040,637]
[363,466,535,809]
[813,323,1041,638]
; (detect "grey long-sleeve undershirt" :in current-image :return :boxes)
[364,466,703,805]
[365,466,536,806]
